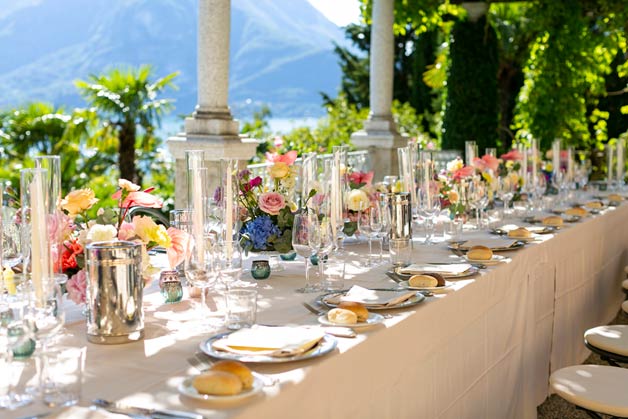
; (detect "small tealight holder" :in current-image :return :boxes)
[159,270,183,303]
[250,260,271,280]
[279,251,297,261]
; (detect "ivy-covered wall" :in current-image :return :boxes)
[442,15,498,156]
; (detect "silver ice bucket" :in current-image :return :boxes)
[85,241,144,344]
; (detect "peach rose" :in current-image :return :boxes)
[269,162,290,179]
[61,189,99,217]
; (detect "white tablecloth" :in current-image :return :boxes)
[12,201,628,419]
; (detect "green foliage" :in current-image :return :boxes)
[442,16,499,154]
[76,65,178,183]
[0,103,116,194]
[513,0,627,150]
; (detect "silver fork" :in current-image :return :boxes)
[187,352,279,387]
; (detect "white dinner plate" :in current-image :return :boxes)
[178,372,264,403]
[317,312,385,329]
[464,254,508,266]
[398,280,453,292]
[319,290,425,311]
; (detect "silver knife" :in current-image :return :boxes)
[93,399,203,419]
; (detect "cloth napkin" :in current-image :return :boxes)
[458,238,519,250]
[212,325,325,357]
[49,406,128,419]
[325,285,417,307]
[399,263,472,276]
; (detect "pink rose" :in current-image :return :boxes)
[500,149,523,161]
[258,192,286,215]
[118,191,163,209]
[265,151,298,165]
[453,165,475,181]
[66,270,87,305]
[348,171,374,185]
[472,155,499,172]
[118,221,136,240]
[166,227,190,270]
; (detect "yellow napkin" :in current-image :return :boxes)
[325,285,417,307]
[212,325,325,357]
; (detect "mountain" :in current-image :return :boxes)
[0,0,345,118]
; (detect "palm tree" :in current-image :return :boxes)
[75,65,178,183]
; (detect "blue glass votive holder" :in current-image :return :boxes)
[251,260,271,280]
[159,270,183,303]
[9,325,36,359]
[280,251,297,261]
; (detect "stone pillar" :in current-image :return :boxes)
[351,0,406,179]
[168,0,257,208]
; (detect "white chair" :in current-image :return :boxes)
[584,325,628,367]
[622,300,628,315]
[550,365,628,418]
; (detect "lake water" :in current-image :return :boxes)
[157,116,320,139]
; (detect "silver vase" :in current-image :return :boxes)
[85,241,144,344]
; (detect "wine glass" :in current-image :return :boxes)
[417,186,441,244]
[532,174,547,213]
[1,207,21,270]
[292,213,317,293]
[184,233,220,327]
[0,292,35,409]
[217,241,243,290]
[468,177,488,229]
[497,174,517,219]
[357,203,375,266]
[308,215,334,290]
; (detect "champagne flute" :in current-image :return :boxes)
[369,202,383,264]
[357,203,374,266]
[308,215,334,290]
[292,213,317,293]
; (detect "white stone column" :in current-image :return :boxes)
[168,0,257,208]
[351,0,406,179]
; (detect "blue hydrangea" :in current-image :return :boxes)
[241,216,281,250]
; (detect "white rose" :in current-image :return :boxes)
[347,189,370,212]
[86,224,118,243]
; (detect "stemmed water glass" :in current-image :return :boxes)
[217,241,243,290]
[468,177,488,229]
[369,203,383,264]
[292,212,318,293]
[532,174,547,213]
[417,187,441,244]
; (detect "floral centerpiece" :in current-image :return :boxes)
[62,179,189,306]
[237,152,299,254]
[343,170,380,236]
[438,157,474,219]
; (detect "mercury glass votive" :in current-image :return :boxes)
[159,270,183,303]
[250,260,271,280]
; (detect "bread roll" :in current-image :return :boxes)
[565,207,587,217]
[425,272,446,286]
[327,308,357,325]
[210,360,254,390]
[337,301,369,322]
[608,194,623,202]
[585,201,603,209]
[542,216,563,227]
[193,371,243,396]
[408,274,438,288]
[467,245,493,261]
[508,227,532,239]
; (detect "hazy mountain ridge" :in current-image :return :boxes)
[0,0,344,118]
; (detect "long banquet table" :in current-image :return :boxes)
[13,197,628,419]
